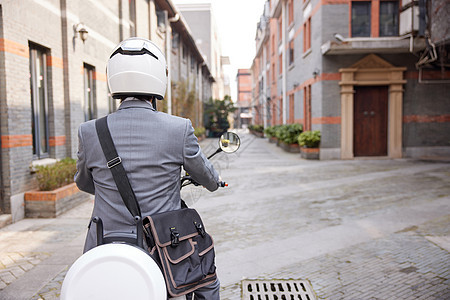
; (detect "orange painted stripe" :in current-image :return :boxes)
[49,136,66,147]
[1,135,33,148]
[322,0,348,4]
[289,73,341,94]
[320,72,341,81]
[312,116,341,124]
[94,71,107,82]
[0,38,29,58]
[48,56,64,69]
[403,115,450,123]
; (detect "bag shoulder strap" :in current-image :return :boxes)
[95,116,142,218]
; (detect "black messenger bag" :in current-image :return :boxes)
[143,208,217,297]
[95,116,217,298]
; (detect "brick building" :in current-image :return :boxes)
[252,0,449,160]
[236,69,253,128]
[0,0,214,223]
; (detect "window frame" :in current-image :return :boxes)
[29,43,50,159]
[303,17,311,52]
[288,0,294,26]
[289,93,295,123]
[379,0,399,37]
[289,39,294,65]
[351,1,371,37]
[303,85,312,131]
[83,63,97,121]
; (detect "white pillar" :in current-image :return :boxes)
[281,0,287,124]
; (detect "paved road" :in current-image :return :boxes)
[0,131,449,299]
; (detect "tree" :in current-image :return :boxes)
[204,95,236,137]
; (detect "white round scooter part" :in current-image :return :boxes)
[61,243,166,300]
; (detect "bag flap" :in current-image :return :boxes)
[194,234,214,256]
[163,239,196,264]
[145,208,206,247]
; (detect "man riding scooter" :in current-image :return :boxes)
[75,37,221,299]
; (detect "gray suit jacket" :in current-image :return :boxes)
[75,99,219,252]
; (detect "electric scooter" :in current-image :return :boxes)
[60,132,240,300]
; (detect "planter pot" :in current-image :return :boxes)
[301,147,320,160]
[269,137,278,144]
[24,183,91,218]
[250,130,264,138]
[279,141,301,153]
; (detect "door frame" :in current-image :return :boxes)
[339,54,406,159]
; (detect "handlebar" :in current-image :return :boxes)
[181,176,228,189]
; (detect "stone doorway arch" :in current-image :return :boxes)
[339,54,406,159]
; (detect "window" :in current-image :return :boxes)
[108,92,116,113]
[303,18,311,52]
[289,40,294,65]
[271,35,275,54]
[289,94,295,123]
[129,0,136,36]
[172,32,180,49]
[272,63,275,82]
[83,64,96,121]
[29,43,50,159]
[303,85,312,131]
[182,45,187,62]
[279,98,283,125]
[156,9,165,30]
[279,54,282,74]
[288,0,294,26]
[191,55,196,72]
[379,1,398,36]
[351,1,371,37]
[278,17,282,40]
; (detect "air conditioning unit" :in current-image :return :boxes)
[400,1,420,35]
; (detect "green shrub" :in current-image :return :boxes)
[248,124,264,133]
[298,130,321,148]
[264,125,279,138]
[194,126,206,138]
[276,124,303,144]
[35,158,77,191]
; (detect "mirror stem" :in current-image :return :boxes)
[207,148,223,160]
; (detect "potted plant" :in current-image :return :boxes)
[24,158,90,218]
[298,130,321,159]
[278,124,303,153]
[248,124,264,138]
[264,125,279,143]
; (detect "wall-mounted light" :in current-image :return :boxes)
[293,82,299,88]
[73,23,89,43]
[312,68,320,78]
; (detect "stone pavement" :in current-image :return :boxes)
[0,131,449,299]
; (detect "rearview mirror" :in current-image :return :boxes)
[219,132,240,153]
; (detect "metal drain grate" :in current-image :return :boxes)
[241,279,316,300]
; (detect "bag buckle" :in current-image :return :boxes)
[194,221,206,237]
[170,227,180,247]
[107,157,122,169]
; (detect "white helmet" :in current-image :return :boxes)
[107,37,168,100]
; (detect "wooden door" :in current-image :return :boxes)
[353,86,388,156]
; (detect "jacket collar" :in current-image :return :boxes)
[118,97,155,111]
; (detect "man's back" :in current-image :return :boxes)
[76,99,218,252]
